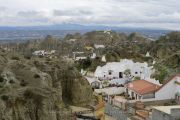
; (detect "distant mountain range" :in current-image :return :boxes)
[0,24,172,41]
[0,23,170,31]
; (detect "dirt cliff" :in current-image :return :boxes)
[0,51,92,120]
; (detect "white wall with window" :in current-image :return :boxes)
[94,59,155,83]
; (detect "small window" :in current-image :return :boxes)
[119,72,123,78]
[109,71,112,75]
[135,72,138,74]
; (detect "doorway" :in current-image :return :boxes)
[119,72,123,78]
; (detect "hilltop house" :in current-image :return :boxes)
[33,50,46,56]
[101,55,106,62]
[90,53,96,59]
[69,39,77,42]
[73,52,87,61]
[146,52,150,57]
[94,59,154,84]
[33,50,56,56]
[125,75,180,101]
[73,51,96,61]
[94,44,105,49]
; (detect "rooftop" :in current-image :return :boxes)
[153,105,180,114]
[126,80,160,95]
[156,74,180,92]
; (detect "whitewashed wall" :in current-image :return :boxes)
[176,77,180,94]
[155,77,178,100]
[94,59,154,81]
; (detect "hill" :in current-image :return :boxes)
[0,49,93,120]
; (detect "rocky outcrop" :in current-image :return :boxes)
[0,53,92,120]
[33,58,93,105]
[60,67,93,105]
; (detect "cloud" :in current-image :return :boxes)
[53,9,93,16]
[0,6,7,11]
[0,0,180,29]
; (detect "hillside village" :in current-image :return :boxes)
[0,30,180,120]
[84,59,179,120]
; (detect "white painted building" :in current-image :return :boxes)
[125,80,160,100]
[33,50,56,56]
[103,30,111,35]
[33,50,46,56]
[155,75,180,101]
[73,52,87,61]
[125,75,180,101]
[94,59,154,84]
[90,53,96,59]
[50,50,56,54]
[94,44,105,49]
[146,52,150,57]
[75,57,87,61]
[101,55,106,62]
[69,39,77,42]
[151,105,180,120]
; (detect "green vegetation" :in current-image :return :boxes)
[1,95,9,101]
[79,57,92,70]
[1,30,180,85]
[134,76,141,80]
[11,56,20,60]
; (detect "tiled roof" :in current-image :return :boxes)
[126,80,160,95]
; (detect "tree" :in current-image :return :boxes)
[124,69,133,83]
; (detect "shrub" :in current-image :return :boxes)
[34,74,40,79]
[23,90,33,98]
[24,51,32,59]
[20,80,28,87]
[1,95,9,101]
[0,76,4,82]
[134,76,141,80]
[24,55,32,60]
[9,80,15,84]
[11,56,20,60]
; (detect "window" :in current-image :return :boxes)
[135,72,138,74]
[109,71,112,75]
[119,72,123,78]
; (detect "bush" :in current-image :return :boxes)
[1,95,9,101]
[24,55,32,59]
[23,90,33,98]
[11,56,20,60]
[20,80,28,87]
[9,80,15,84]
[134,76,141,80]
[24,51,32,59]
[0,76,4,82]
[34,74,40,79]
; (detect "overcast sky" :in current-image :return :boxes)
[0,0,180,30]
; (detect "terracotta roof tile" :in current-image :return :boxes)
[126,80,160,95]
